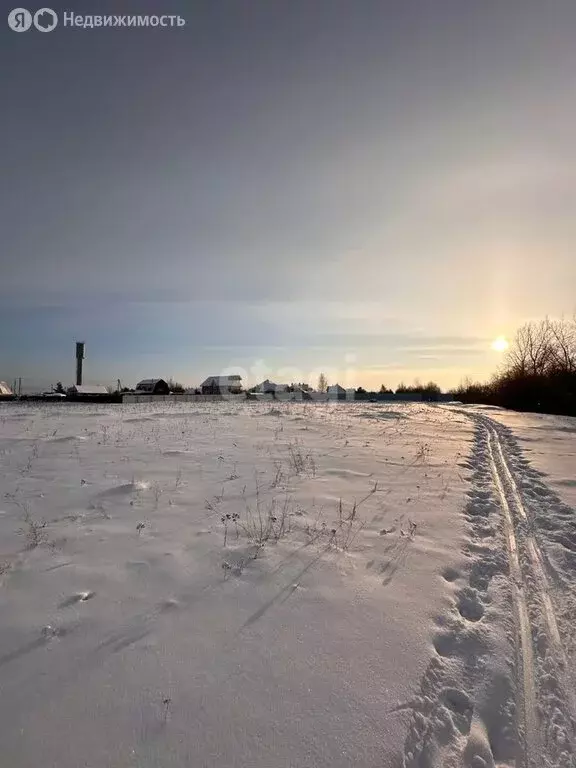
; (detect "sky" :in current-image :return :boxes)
[1,0,575,392]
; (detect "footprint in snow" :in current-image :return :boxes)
[59,591,96,608]
[440,687,473,735]
[441,566,460,582]
[456,588,485,623]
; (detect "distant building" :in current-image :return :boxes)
[135,378,170,396]
[68,384,110,397]
[327,384,348,400]
[0,381,15,400]
[255,379,288,394]
[201,375,242,395]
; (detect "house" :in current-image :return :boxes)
[201,375,242,395]
[68,384,109,397]
[327,383,348,400]
[66,384,123,403]
[135,378,170,396]
[0,381,15,400]
[255,379,288,394]
[295,387,314,401]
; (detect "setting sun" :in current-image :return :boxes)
[491,336,510,352]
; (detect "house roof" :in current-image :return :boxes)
[0,381,14,396]
[136,378,166,388]
[256,380,288,392]
[71,385,109,395]
[201,375,242,387]
[327,384,346,392]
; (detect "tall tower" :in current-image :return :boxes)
[75,342,85,386]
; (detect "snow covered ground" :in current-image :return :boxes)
[0,401,574,768]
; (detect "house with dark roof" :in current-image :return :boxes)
[135,379,170,395]
[201,375,242,395]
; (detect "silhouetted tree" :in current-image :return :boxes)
[451,316,576,416]
[167,378,185,393]
[420,381,441,401]
[317,373,328,392]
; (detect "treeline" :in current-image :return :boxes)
[396,381,442,396]
[355,381,443,401]
[451,317,576,417]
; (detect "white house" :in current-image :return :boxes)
[326,384,355,400]
[327,384,347,399]
[0,381,14,398]
[68,384,109,397]
[255,379,289,394]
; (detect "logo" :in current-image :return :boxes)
[7,7,32,31]
[7,6,58,31]
[34,7,57,30]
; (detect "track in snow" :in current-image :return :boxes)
[401,410,576,768]
[485,425,540,765]
[484,419,576,768]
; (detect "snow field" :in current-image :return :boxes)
[0,401,574,768]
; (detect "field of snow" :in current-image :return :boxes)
[0,401,575,768]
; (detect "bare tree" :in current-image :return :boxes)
[506,320,554,376]
[547,316,576,373]
[450,315,576,416]
[507,317,576,377]
[317,373,328,392]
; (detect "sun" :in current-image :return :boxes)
[491,336,509,352]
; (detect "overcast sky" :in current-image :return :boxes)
[1,0,575,391]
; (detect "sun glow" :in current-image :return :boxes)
[491,336,510,352]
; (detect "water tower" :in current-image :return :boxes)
[75,342,85,386]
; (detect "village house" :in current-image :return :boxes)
[200,375,243,395]
[327,383,349,400]
[255,379,289,394]
[135,379,170,395]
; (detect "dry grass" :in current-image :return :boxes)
[17,503,49,550]
[239,478,293,549]
[414,441,431,465]
[286,439,316,477]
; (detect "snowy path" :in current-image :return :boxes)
[485,418,576,768]
[486,423,540,767]
[403,408,576,768]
